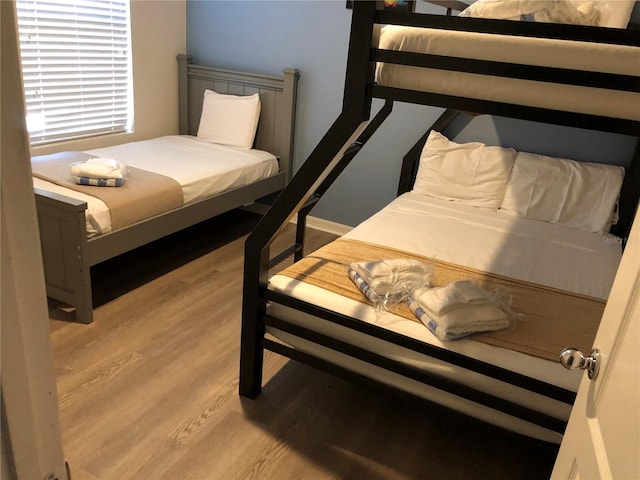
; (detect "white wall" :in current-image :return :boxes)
[31,0,187,156]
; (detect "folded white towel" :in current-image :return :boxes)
[70,158,127,180]
[415,280,491,315]
[350,258,430,299]
[410,282,509,340]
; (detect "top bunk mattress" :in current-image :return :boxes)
[32,135,279,237]
[374,25,640,121]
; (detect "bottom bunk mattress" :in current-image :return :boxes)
[32,135,279,237]
[266,192,623,443]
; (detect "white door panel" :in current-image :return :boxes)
[552,206,640,480]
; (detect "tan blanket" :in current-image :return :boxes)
[278,239,605,362]
[32,151,183,231]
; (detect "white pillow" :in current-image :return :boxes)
[412,131,516,209]
[197,90,261,149]
[499,152,625,233]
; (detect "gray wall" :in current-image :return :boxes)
[187,0,638,227]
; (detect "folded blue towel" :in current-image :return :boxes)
[72,175,125,187]
[348,268,375,303]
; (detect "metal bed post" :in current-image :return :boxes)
[240,117,369,398]
[239,1,380,397]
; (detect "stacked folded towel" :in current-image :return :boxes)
[349,258,431,307]
[409,280,509,341]
[70,158,128,187]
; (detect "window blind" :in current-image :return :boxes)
[16,0,133,145]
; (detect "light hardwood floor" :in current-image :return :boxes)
[48,209,559,480]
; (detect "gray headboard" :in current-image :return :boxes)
[177,54,299,182]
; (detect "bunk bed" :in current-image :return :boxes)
[34,54,299,324]
[240,1,640,443]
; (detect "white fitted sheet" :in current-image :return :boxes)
[32,135,278,237]
[267,193,623,441]
[374,25,640,121]
[344,192,621,299]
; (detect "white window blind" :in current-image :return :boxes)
[16,0,133,146]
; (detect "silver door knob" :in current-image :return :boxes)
[559,347,600,380]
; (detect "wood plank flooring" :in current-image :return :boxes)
[48,209,559,480]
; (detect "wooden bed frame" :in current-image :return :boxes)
[35,54,299,324]
[239,1,640,441]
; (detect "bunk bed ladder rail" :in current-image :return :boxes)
[241,101,394,398]
[240,0,384,398]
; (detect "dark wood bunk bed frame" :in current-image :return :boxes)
[240,1,640,440]
[35,54,299,324]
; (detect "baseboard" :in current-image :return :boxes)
[293,215,352,236]
[240,203,352,237]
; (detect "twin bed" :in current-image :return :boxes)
[240,1,640,443]
[33,55,299,324]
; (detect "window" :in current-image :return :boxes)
[16,0,133,146]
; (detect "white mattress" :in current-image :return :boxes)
[345,193,621,299]
[267,193,623,442]
[32,135,278,237]
[374,25,640,121]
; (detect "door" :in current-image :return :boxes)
[551,207,640,480]
[1,2,68,478]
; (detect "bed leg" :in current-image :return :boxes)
[239,301,265,397]
[239,328,264,399]
[73,278,94,324]
[70,238,93,324]
[239,247,269,398]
